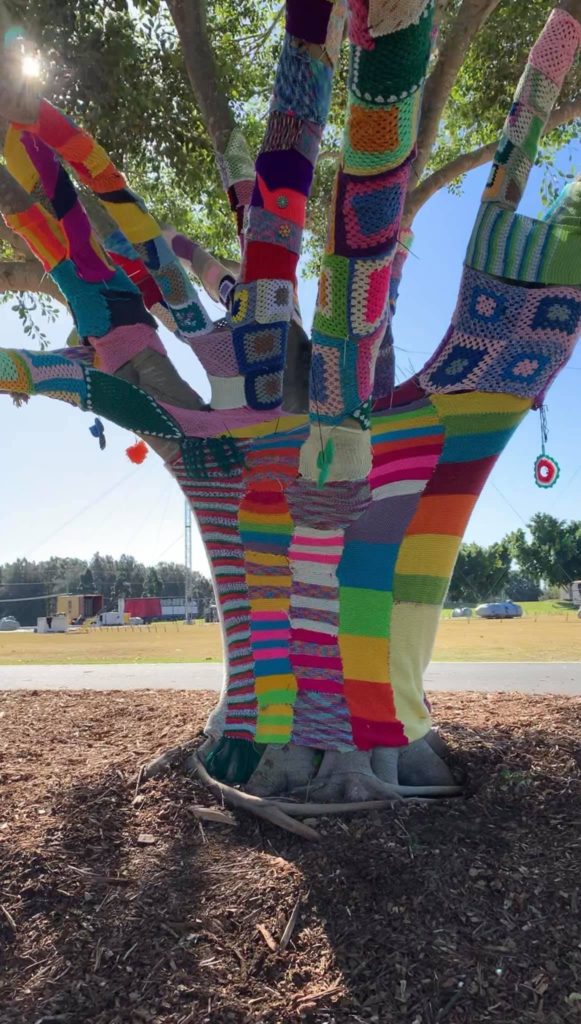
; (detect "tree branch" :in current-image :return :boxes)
[405,97,581,221]
[165,0,236,155]
[0,260,66,303]
[413,0,502,185]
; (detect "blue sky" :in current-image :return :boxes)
[0,155,579,574]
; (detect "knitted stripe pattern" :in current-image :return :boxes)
[171,450,257,741]
[12,100,213,341]
[467,10,581,281]
[310,0,434,432]
[238,429,303,744]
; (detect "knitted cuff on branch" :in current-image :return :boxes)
[90,325,166,375]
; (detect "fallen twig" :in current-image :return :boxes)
[279,897,301,951]
[0,904,16,933]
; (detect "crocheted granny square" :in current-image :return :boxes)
[332,163,409,257]
[314,255,350,339]
[348,256,392,339]
[344,92,421,175]
[233,322,286,374]
[244,368,285,410]
[349,5,433,103]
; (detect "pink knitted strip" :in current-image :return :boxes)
[90,325,166,374]
[529,7,581,86]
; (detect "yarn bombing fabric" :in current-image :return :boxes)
[0,2,581,791]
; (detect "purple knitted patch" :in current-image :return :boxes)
[254,150,314,196]
[286,0,332,44]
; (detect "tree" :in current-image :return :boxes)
[142,566,162,597]
[78,565,95,593]
[1,1,581,831]
[448,541,512,604]
[1,0,580,319]
[505,571,542,602]
[509,514,581,594]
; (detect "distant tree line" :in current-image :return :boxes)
[2,514,580,624]
[0,553,213,625]
[448,514,581,606]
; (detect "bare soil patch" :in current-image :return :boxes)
[1,689,580,1023]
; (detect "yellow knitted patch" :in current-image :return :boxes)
[338,634,389,684]
[396,534,461,578]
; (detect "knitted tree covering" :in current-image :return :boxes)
[0,2,580,796]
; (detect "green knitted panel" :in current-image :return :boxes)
[349,2,434,104]
[85,369,182,438]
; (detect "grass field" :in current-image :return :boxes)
[0,612,580,666]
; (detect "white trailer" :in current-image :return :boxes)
[37,614,67,634]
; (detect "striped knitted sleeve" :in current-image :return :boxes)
[12,100,213,343]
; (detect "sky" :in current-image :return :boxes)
[0,154,580,575]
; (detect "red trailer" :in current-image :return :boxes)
[123,597,162,622]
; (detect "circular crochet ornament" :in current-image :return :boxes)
[534,454,560,488]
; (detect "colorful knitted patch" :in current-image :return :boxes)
[419,267,581,401]
[51,261,157,340]
[466,204,581,286]
[348,2,433,103]
[272,34,334,127]
[343,92,422,175]
[329,161,410,258]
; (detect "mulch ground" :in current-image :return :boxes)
[0,690,580,1024]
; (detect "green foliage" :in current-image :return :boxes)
[507,513,581,589]
[448,540,512,604]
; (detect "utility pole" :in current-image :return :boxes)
[184,499,193,624]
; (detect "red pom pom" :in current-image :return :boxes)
[126,439,149,464]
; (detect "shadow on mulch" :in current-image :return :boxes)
[0,690,580,1024]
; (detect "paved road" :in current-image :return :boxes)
[1,661,581,696]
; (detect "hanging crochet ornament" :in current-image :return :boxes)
[126,439,149,464]
[89,417,106,451]
[534,406,560,488]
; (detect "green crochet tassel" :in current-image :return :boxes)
[203,737,263,785]
[316,438,335,488]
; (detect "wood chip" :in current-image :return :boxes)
[256,924,278,952]
[188,805,236,825]
[136,833,157,846]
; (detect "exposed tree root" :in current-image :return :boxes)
[190,754,321,842]
[138,738,462,842]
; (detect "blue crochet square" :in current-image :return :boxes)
[532,295,581,335]
[244,369,284,410]
[468,287,507,324]
[426,342,487,389]
[233,322,286,374]
[338,541,399,591]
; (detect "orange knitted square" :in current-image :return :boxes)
[349,105,399,154]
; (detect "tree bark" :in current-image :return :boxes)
[0,260,65,303]
[165,0,236,155]
[405,97,581,222]
[413,0,502,186]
